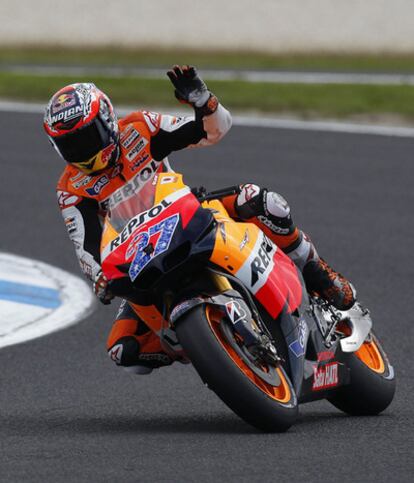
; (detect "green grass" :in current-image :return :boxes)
[2,47,414,72]
[2,48,414,120]
[2,72,414,120]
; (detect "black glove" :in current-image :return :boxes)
[93,270,114,305]
[167,65,211,108]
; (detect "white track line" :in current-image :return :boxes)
[1,99,414,138]
[5,65,414,85]
[0,253,95,349]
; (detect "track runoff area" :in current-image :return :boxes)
[0,252,95,349]
[0,100,413,351]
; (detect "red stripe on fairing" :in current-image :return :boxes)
[255,249,303,318]
[173,193,200,228]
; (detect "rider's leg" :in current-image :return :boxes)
[222,184,355,310]
[106,300,172,375]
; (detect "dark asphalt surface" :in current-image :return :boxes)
[0,111,413,482]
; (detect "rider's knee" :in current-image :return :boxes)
[236,183,295,235]
[107,335,173,374]
[107,336,141,367]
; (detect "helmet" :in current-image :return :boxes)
[44,83,119,174]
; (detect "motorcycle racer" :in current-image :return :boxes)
[44,65,355,374]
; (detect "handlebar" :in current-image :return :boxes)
[191,185,241,202]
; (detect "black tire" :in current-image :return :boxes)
[175,304,298,432]
[328,333,396,415]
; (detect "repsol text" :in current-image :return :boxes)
[110,199,172,251]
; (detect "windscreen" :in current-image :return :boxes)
[105,171,157,233]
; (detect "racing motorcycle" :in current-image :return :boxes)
[101,172,395,432]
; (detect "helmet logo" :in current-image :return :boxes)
[50,105,84,126]
[52,93,76,112]
[101,142,116,165]
[48,87,87,130]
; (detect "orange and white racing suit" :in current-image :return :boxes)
[57,104,316,373]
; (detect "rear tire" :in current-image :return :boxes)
[328,333,395,415]
[175,304,298,432]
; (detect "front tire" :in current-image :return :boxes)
[328,333,396,415]
[175,304,298,432]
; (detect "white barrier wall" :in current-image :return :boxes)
[1,0,414,53]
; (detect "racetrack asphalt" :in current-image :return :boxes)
[0,111,413,482]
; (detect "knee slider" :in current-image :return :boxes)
[255,191,294,236]
[265,191,291,219]
[108,336,140,367]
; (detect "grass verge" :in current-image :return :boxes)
[2,72,414,121]
[2,47,414,72]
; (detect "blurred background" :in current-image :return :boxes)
[1,2,413,481]
[1,0,414,122]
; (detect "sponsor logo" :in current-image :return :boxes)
[108,344,123,364]
[257,215,290,235]
[312,362,339,391]
[57,191,81,208]
[160,175,178,184]
[101,160,160,212]
[110,199,172,251]
[241,183,260,202]
[143,111,160,133]
[289,319,308,358]
[86,175,109,196]
[79,260,93,278]
[51,105,83,125]
[52,93,77,112]
[131,153,149,171]
[126,138,148,161]
[138,352,171,364]
[64,217,77,234]
[71,175,92,189]
[161,115,189,132]
[239,229,249,251]
[101,143,117,165]
[121,128,140,149]
[171,116,186,127]
[225,300,247,324]
[298,320,308,348]
[115,299,127,319]
[250,235,274,286]
[170,297,204,322]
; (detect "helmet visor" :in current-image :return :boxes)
[53,117,112,164]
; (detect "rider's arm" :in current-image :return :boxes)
[150,65,232,161]
[58,192,102,282]
[150,104,232,161]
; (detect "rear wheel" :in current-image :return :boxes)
[328,330,395,415]
[175,304,298,432]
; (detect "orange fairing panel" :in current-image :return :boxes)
[209,210,302,319]
[130,303,166,332]
[101,220,119,255]
[210,220,261,275]
[153,173,186,205]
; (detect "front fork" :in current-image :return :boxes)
[169,272,280,366]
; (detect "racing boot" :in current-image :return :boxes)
[302,258,356,310]
[123,352,174,375]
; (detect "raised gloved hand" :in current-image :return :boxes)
[93,270,114,305]
[167,65,212,108]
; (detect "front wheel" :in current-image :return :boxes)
[175,304,298,432]
[328,332,396,415]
